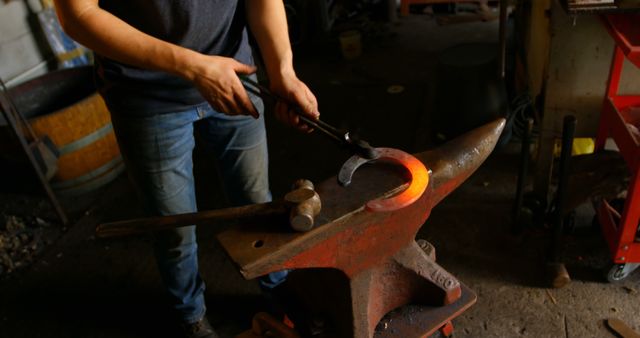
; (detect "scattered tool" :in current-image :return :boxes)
[240,76,378,160]
[237,312,300,338]
[96,179,321,238]
[606,318,640,338]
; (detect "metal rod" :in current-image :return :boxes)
[298,115,344,143]
[96,201,286,238]
[0,84,68,225]
[240,75,348,143]
[240,75,378,159]
[498,0,508,79]
[551,115,576,262]
[0,80,39,143]
[511,117,533,235]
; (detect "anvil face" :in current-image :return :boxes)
[218,119,505,338]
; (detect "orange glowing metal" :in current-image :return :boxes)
[365,148,429,212]
[338,147,430,212]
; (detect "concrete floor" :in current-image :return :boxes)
[1,13,639,338]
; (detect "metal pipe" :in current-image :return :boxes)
[498,0,508,79]
[511,117,533,235]
[551,115,576,262]
[0,80,68,225]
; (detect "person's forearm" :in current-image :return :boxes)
[245,0,319,126]
[245,0,295,81]
[53,0,202,81]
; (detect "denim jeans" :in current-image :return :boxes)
[110,95,285,323]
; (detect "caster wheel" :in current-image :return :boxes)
[605,263,640,283]
[606,264,629,282]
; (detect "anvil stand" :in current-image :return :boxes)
[222,119,505,338]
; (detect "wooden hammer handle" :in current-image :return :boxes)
[96,201,286,238]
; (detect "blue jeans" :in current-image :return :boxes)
[110,97,286,323]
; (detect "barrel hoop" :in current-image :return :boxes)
[58,122,114,155]
[52,155,123,189]
[54,161,125,196]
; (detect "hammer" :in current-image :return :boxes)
[96,179,321,238]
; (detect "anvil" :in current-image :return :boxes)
[219,119,505,337]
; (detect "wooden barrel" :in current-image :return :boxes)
[4,66,124,196]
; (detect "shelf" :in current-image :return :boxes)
[603,101,640,170]
[603,14,640,67]
[596,12,640,267]
[598,199,640,263]
[561,0,640,15]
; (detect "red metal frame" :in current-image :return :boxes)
[595,15,640,265]
[439,321,454,337]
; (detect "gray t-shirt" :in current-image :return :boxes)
[95,0,253,115]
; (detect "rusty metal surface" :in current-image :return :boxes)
[374,283,476,338]
[247,312,300,338]
[218,119,505,337]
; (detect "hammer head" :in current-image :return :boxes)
[284,179,322,232]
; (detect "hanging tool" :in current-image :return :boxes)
[237,312,300,338]
[239,76,378,160]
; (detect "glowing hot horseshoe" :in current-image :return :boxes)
[338,148,430,212]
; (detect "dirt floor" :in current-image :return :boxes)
[1,10,639,338]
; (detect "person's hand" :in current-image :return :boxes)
[270,72,319,133]
[189,55,259,117]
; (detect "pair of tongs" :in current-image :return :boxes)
[240,76,378,160]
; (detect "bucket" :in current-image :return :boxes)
[338,30,362,60]
[1,66,124,196]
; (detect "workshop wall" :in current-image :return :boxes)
[544,0,640,137]
[531,0,640,198]
[0,0,53,87]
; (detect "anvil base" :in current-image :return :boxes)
[238,282,476,338]
[374,283,476,338]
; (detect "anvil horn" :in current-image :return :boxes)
[418,118,506,207]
